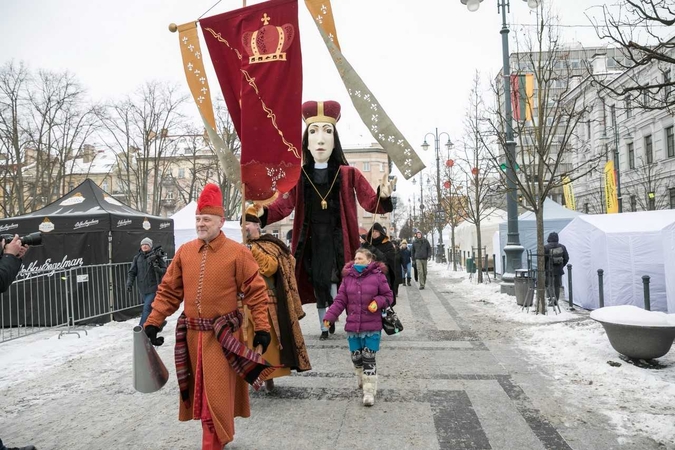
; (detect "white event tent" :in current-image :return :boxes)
[446,209,507,266]
[493,198,583,274]
[171,201,243,248]
[559,210,675,313]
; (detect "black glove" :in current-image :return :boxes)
[252,330,271,354]
[144,325,164,346]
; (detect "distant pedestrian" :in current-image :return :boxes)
[544,232,569,305]
[126,237,167,327]
[411,231,431,289]
[399,240,412,286]
[323,248,393,406]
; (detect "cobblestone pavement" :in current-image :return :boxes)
[1,268,668,449]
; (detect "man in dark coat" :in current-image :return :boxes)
[411,231,432,289]
[126,237,167,326]
[544,232,569,305]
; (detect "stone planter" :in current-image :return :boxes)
[591,307,675,360]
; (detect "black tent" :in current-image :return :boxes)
[0,179,175,326]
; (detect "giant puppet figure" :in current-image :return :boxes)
[260,100,396,338]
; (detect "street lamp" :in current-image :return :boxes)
[422,129,453,262]
[461,0,539,295]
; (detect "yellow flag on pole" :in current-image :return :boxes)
[562,176,575,211]
[604,161,618,214]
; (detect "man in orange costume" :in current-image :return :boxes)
[144,184,273,450]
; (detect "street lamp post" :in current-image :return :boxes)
[461,0,539,295]
[422,129,453,263]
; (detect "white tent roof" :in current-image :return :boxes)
[559,209,675,313]
[517,198,583,221]
[495,199,583,274]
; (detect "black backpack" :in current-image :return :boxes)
[550,246,564,266]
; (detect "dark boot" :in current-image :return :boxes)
[407,278,411,286]
[320,331,329,340]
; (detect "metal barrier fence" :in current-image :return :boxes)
[1,261,144,343]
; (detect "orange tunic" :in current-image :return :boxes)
[146,231,270,445]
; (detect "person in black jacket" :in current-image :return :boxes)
[0,235,36,450]
[363,222,397,306]
[126,237,167,327]
[411,231,432,289]
[544,232,569,305]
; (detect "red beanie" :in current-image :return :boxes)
[196,183,224,217]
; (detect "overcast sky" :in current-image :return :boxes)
[2,0,611,202]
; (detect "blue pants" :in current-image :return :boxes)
[348,332,381,376]
[139,293,156,326]
[402,262,411,280]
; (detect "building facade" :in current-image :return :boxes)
[564,50,675,213]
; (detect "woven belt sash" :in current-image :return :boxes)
[175,310,276,406]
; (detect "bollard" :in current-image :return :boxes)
[567,264,574,311]
[597,269,604,308]
[493,254,496,278]
[642,275,651,311]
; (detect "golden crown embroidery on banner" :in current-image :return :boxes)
[242,13,295,64]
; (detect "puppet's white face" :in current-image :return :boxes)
[307,122,335,164]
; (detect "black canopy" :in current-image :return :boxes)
[0,179,175,326]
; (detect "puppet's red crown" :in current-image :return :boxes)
[242,16,295,65]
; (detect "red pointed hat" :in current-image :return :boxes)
[196,183,224,217]
[302,100,341,125]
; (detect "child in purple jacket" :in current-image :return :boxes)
[323,248,393,406]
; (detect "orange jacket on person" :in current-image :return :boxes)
[145,231,270,445]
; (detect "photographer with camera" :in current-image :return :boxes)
[0,234,36,450]
[126,237,167,327]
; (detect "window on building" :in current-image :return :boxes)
[101,180,109,192]
[643,89,649,106]
[625,96,632,118]
[600,98,607,133]
[178,168,185,178]
[670,188,675,209]
[666,126,675,158]
[648,192,656,210]
[271,229,279,239]
[664,69,671,101]
[584,203,589,214]
[628,142,635,169]
[380,162,385,172]
[586,118,591,139]
[645,135,653,164]
[630,195,637,212]
[167,191,174,200]
[363,162,371,172]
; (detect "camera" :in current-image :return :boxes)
[0,231,43,246]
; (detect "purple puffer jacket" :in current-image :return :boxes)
[324,261,394,333]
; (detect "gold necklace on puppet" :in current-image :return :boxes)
[301,166,340,210]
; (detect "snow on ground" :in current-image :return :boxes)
[428,263,675,446]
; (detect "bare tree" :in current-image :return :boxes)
[485,9,603,313]
[98,81,187,214]
[623,156,669,210]
[587,1,675,112]
[455,73,503,282]
[0,61,29,216]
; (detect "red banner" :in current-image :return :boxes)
[200,0,302,202]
